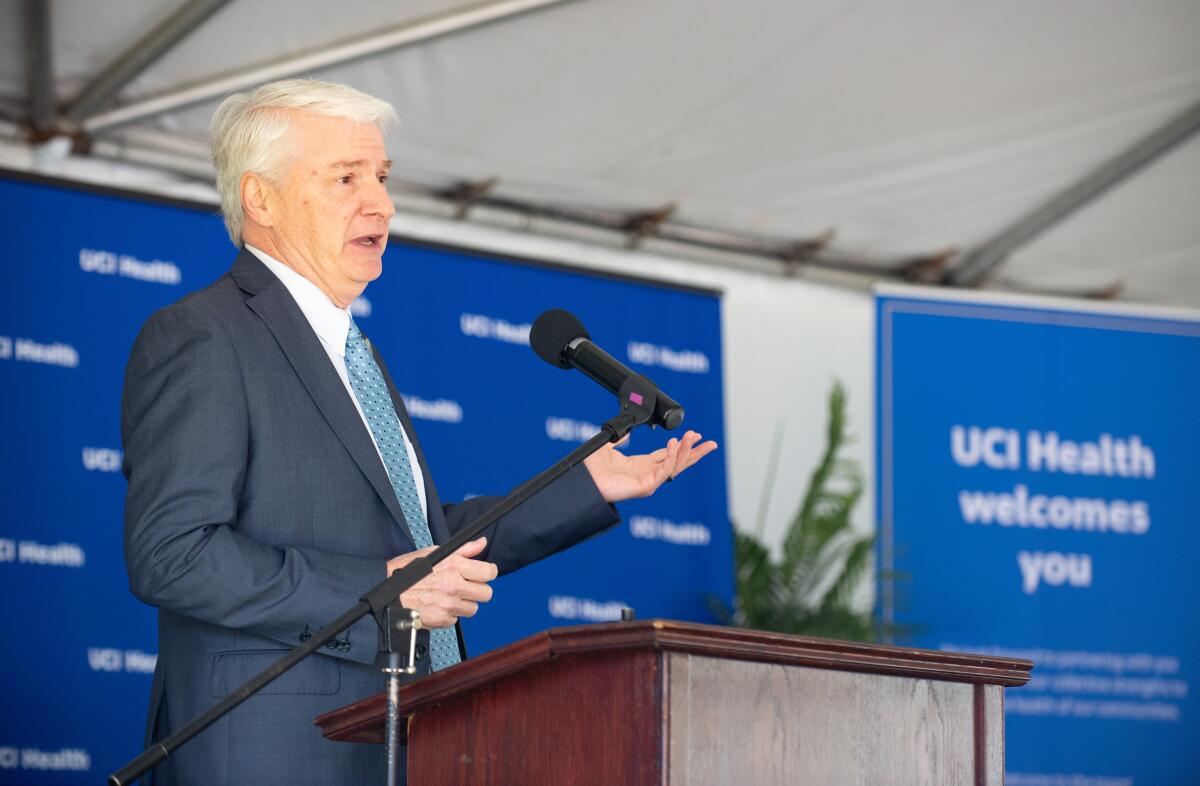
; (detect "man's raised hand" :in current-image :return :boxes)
[583,429,718,503]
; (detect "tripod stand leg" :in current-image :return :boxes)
[377,604,419,786]
[384,651,404,786]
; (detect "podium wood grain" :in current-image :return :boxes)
[315,620,1030,785]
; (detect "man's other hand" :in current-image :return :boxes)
[583,429,718,503]
[385,536,498,629]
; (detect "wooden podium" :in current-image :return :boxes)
[315,620,1031,785]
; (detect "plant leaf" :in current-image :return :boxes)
[722,380,909,644]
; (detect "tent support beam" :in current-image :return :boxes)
[946,97,1200,286]
[22,0,55,133]
[416,180,940,280]
[65,0,233,125]
[624,203,677,249]
[74,136,938,282]
[82,0,580,133]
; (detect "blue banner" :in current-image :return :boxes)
[877,288,1200,785]
[0,172,731,783]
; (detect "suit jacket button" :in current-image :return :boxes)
[415,643,428,660]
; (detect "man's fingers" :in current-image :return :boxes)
[668,437,719,480]
[456,557,499,583]
[432,592,479,621]
[431,539,494,575]
[674,432,702,470]
[439,543,498,581]
[392,537,500,628]
[683,437,718,464]
[455,575,495,603]
[655,431,714,482]
[453,536,487,559]
[647,438,678,490]
[386,543,436,575]
[427,561,496,592]
[400,584,489,628]
[422,608,460,628]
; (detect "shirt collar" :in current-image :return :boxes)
[246,244,352,357]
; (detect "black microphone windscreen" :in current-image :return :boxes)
[530,309,589,369]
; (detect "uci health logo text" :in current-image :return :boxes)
[627,341,709,374]
[79,248,181,285]
[0,539,85,567]
[545,417,602,442]
[402,395,463,423]
[82,447,122,472]
[547,595,627,622]
[88,647,157,674]
[629,516,712,546]
[0,335,78,368]
[460,313,531,345]
[0,746,91,772]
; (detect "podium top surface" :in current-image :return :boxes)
[315,620,1031,743]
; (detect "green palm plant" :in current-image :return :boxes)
[714,381,880,641]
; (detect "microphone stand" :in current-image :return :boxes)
[109,376,664,786]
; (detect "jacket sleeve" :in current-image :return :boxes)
[441,465,621,577]
[122,300,383,666]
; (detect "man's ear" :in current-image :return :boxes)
[241,172,275,229]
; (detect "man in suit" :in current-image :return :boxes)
[121,79,716,784]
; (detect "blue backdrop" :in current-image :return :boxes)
[0,172,731,782]
[877,288,1200,784]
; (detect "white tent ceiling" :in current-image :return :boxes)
[3,0,1199,306]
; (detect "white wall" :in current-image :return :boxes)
[723,274,875,546]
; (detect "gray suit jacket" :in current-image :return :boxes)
[122,249,618,784]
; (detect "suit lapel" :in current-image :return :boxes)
[230,249,417,547]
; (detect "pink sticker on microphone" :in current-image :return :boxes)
[629,392,644,405]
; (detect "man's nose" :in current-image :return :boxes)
[364,179,396,221]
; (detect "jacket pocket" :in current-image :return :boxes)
[209,648,340,698]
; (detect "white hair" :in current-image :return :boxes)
[210,79,398,245]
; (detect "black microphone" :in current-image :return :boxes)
[530,309,685,430]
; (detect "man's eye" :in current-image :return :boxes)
[338,175,353,184]
[378,174,390,184]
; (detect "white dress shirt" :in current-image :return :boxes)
[247,244,428,517]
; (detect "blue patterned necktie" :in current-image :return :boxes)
[344,319,461,671]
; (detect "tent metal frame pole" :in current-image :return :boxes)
[82,134,943,282]
[22,0,55,133]
[82,0,579,133]
[946,97,1200,287]
[64,0,233,125]
[427,186,938,278]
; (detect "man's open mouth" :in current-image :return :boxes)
[352,235,383,247]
